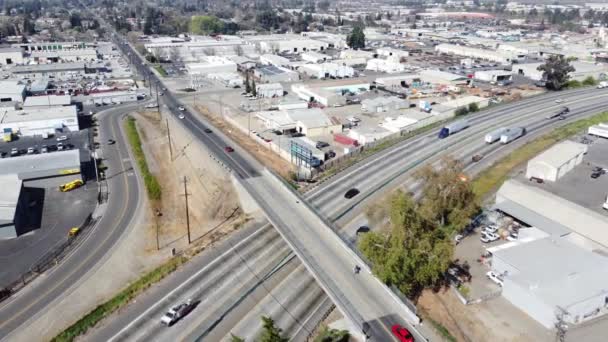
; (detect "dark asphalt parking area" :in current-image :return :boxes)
[0,177,97,288]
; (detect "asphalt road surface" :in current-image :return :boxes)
[0,102,145,340]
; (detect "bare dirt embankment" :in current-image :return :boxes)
[134,109,248,254]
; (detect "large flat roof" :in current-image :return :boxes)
[0,81,26,95]
[494,237,608,310]
[0,149,80,179]
[0,106,77,124]
[23,95,71,107]
[0,174,22,223]
[11,62,86,73]
[496,179,608,248]
[529,140,588,169]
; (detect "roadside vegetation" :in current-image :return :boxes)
[51,256,187,342]
[472,111,608,198]
[359,157,477,298]
[124,117,162,200]
[152,64,168,77]
[537,55,575,90]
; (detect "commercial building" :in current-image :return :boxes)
[435,43,521,64]
[0,81,26,103]
[256,108,341,137]
[185,56,237,76]
[28,48,98,63]
[23,95,71,108]
[490,236,608,329]
[10,62,88,80]
[256,83,284,98]
[525,141,588,182]
[376,47,409,59]
[287,108,342,137]
[366,56,405,73]
[299,63,354,79]
[0,149,82,181]
[419,69,471,86]
[227,56,257,71]
[378,116,418,133]
[0,47,24,65]
[361,96,409,113]
[254,65,299,83]
[206,73,244,88]
[339,50,375,61]
[348,126,392,145]
[0,174,25,239]
[301,51,331,63]
[291,84,345,107]
[514,61,608,81]
[495,179,608,249]
[250,35,329,53]
[474,69,513,83]
[89,91,139,106]
[259,54,290,67]
[0,106,79,137]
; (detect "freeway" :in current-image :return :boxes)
[0,103,145,340]
[106,25,426,341]
[86,79,608,342]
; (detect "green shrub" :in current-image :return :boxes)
[124,117,162,200]
[454,107,469,116]
[468,102,479,113]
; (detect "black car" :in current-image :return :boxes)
[356,226,370,235]
[204,128,212,133]
[344,188,360,199]
[316,141,329,149]
[107,139,116,145]
[326,150,336,159]
[591,169,605,179]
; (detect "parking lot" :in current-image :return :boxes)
[0,130,90,162]
[0,176,97,288]
[519,136,608,215]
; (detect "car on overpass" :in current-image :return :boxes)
[344,188,360,199]
[392,324,415,342]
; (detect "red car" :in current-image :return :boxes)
[392,324,414,342]
[224,146,234,153]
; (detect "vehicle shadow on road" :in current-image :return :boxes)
[105,166,134,180]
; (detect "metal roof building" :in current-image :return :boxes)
[0,106,79,137]
[0,149,81,180]
[0,80,26,103]
[491,237,608,328]
[525,141,588,182]
[495,179,608,250]
[0,174,24,239]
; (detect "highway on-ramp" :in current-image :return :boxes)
[0,103,145,340]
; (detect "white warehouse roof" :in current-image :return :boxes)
[0,174,22,223]
[494,237,608,316]
[0,81,26,95]
[0,106,78,124]
[529,140,588,169]
[496,180,608,248]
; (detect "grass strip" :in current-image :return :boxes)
[124,117,162,200]
[51,255,187,342]
[472,111,608,198]
[153,64,168,77]
[427,318,457,342]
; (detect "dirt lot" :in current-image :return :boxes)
[133,109,247,253]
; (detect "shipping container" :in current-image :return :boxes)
[588,125,608,139]
[3,128,12,142]
[485,127,509,144]
[334,133,359,146]
[500,127,526,144]
[438,120,469,139]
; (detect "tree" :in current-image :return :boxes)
[537,55,576,90]
[230,334,245,342]
[454,107,469,116]
[468,102,479,113]
[315,326,349,342]
[317,0,330,11]
[189,15,224,35]
[69,12,82,28]
[260,316,288,342]
[582,76,597,86]
[245,72,251,93]
[359,189,454,297]
[251,78,257,97]
[414,157,478,233]
[347,25,365,49]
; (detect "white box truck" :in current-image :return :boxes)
[588,125,608,139]
[500,127,526,144]
[485,127,509,144]
[604,194,608,210]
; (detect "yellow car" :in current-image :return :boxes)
[68,227,80,237]
[59,179,84,192]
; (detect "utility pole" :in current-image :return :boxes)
[182,176,191,244]
[166,118,173,160]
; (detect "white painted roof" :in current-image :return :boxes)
[0,174,22,223]
[529,140,588,169]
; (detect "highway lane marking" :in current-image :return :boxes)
[107,224,266,342]
[0,110,135,333]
